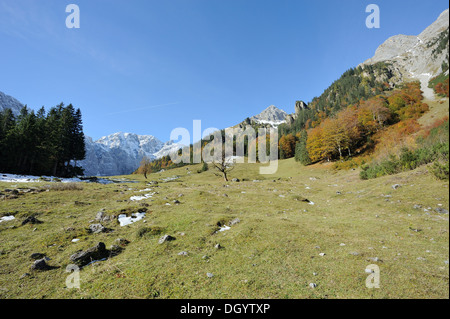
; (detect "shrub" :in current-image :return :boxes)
[430,160,449,180]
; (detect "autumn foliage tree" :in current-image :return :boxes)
[305,82,428,163]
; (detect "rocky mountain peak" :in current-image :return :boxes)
[0,91,24,116]
[250,105,288,125]
[361,8,449,100]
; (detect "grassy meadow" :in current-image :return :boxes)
[0,155,448,299]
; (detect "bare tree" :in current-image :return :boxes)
[212,152,234,182]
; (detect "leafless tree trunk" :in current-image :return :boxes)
[212,151,234,182]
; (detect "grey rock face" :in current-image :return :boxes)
[295,101,308,114]
[0,91,24,116]
[361,9,449,98]
[285,114,295,125]
[79,133,183,176]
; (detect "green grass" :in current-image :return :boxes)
[0,158,448,299]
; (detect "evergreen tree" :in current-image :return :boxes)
[295,130,312,165]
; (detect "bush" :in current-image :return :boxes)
[197,162,209,174]
[430,160,449,180]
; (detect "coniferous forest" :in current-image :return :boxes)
[0,103,86,177]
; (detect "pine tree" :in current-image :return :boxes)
[295,130,312,165]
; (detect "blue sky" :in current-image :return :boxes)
[0,0,448,142]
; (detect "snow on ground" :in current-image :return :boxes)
[254,119,286,127]
[0,173,139,184]
[0,173,82,183]
[0,216,15,223]
[130,193,155,201]
[118,212,146,227]
[218,225,231,232]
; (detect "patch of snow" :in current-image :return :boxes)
[118,212,146,227]
[130,193,155,201]
[0,216,15,223]
[161,176,180,182]
[253,119,287,127]
[218,225,231,232]
[0,173,81,183]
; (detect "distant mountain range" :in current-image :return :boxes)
[80,133,182,176]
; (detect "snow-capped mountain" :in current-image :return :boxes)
[79,132,183,176]
[250,105,288,126]
[0,91,24,116]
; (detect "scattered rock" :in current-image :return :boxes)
[178,251,189,256]
[109,245,123,256]
[88,223,108,234]
[115,238,130,246]
[228,218,241,226]
[95,210,111,222]
[20,273,31,279]
[158,235,176,244]
[417,257,426,261]
[206,273,214,278]
[367,257,382,262]
[215,244,223,250]
[319,253,326,257]
[231,178,240,182]
[31,259,53,271]
[69,242,110,267]
[392,184,401,190]
[435,208,449,214]
[30,253,46,260]
[173,200,181,205]
[309,283,317,289]
[21,216,43,226]
[349,252,360,256]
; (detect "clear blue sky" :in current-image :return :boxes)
[0,0,448,141]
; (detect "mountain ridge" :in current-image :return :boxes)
[0,91,24,116]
